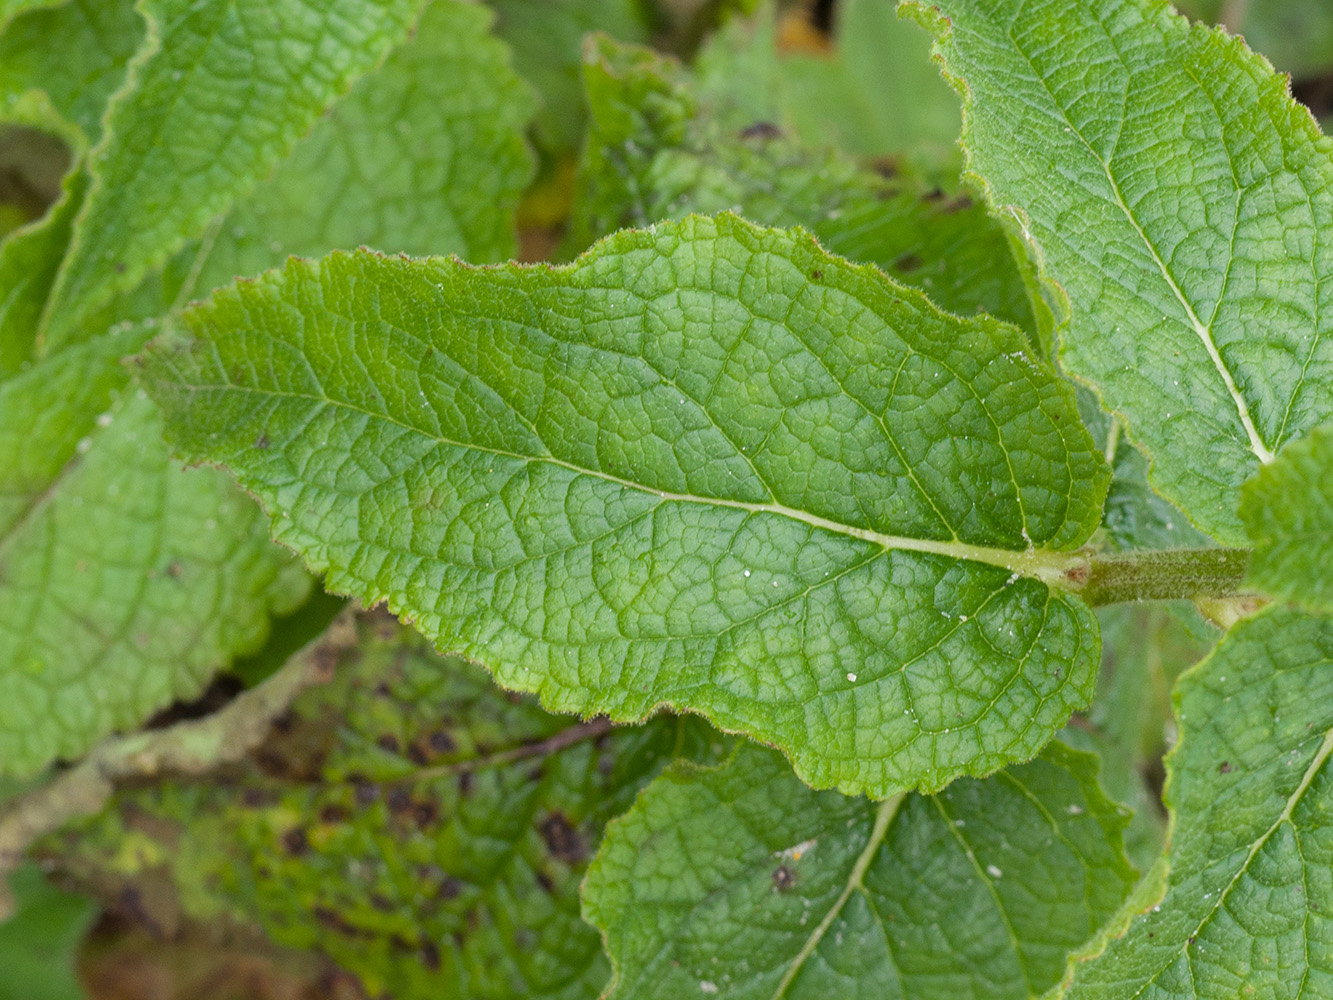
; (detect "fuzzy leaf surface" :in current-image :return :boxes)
[1066,606,1333,997]
[142,214,1108,797]
[584,740,1134,999]
[1239,424,1333,613]
[912,0,1333,543]
[38,0,423,352]
[570,35,1034,331]
[53,612,729,1000]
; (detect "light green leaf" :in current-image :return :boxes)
[1065,606,1333,998]
[198,0,536,272]
[1239,424,1333,612]
[0,0,143,147]
[0,0,536,777]
[38,0,423,353]
[570,35,1035,331]
[584,740,1134,999]
[910,0,1333,544]
[0,327,310,775]
[52,611,730,1000]
[142,214,1109,798]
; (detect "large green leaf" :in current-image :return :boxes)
[1239,424,1333,613]
[141,214,1109,798]
[570,35,1034,331]
[910,0,1333,544]
[1064,606,1333,998]
[584,740,1134,999]
[38,0,423,353]
[52,611,729,1000]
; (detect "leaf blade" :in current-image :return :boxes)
[583,740,1135,999]
[142,214,1109,797]
[909,0,1333,543]
[1065,606,1333,998]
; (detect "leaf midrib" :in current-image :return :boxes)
[184,378,1085,584]
[998,16,1277,467]
[1126,722,1333,999]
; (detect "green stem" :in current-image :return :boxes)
[1074,546,1252,607]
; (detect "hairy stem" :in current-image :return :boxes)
[1074,546,1252,607]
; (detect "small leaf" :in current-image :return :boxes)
[583,740,1135,999]
[142,214,1109,797]
[1065,606,1333,998]
[38,0,424,352]
[1240,424,1333,612]
[52,612,729,1000]
[910,0,1333,544]
[491,0,652,157]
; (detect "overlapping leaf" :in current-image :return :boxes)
[584,741,1134,999]
[36,0,424,353]
[1240,424,1333,612]
[911,0,1333,544]
[570,35,1034,331]
[1064,606,1333,998]
[142,214,1109,798]
[0,0,537,775]
[52,612,730,1000]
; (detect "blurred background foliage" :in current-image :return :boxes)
[0,0,1327,996]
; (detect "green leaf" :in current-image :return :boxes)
[1064,606,1333,998]
[584,740,1134,999]
[38,0,423,353]
[910,0,1333,544]
[141,214,1109,798]
[570,35,1035,331]
[696,0,960,157]
[0,864,96,1000]
[0,326,311,775]
[0,0,537,776]
[0,0,144,147]
[1240,424,1333,613]
[53,611,730,1000]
